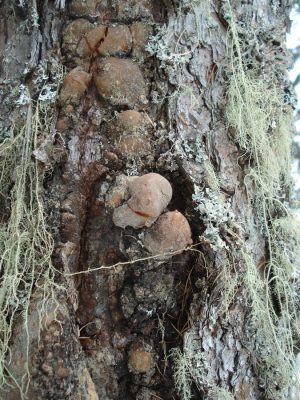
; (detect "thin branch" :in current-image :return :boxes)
[64,243,202,276]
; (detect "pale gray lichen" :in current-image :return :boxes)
[125,157,143,176]
[178,138,208,163]
[192,184,234,251]
[192,185,234,226]
[55,0,66,9]
[146,28,190,68]
[34,60,64,103]
[15,84,31,106]
[201,224,227,251]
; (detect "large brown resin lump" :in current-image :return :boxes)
[63,21,132,64]
[85,25,132,56]
[106,110,151,156]
[62,19,94,59]
[144,211,193,255]
[94,58,148,108]
[70,0,98,16]
[118,135,151,156]
[59,67,92,103]
[128,342,154,374]
[113,173,172,228]
[110,110,144,136]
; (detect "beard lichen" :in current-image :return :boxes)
[166,0,300,398]
[0,81,62,397]
[224,1,300,398]
[171,340,234,400]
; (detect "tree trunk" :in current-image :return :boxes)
[0,0,298,399]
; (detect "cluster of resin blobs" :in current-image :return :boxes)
[112,173,192,256]
[60,10,192,257]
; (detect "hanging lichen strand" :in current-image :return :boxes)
[225,1,300,398]
[0,88,62,396]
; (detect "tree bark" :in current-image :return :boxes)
[0,0,296,399]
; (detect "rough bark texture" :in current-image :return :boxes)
[0,0,294,399]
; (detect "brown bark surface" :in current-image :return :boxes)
[0,0,294,399]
